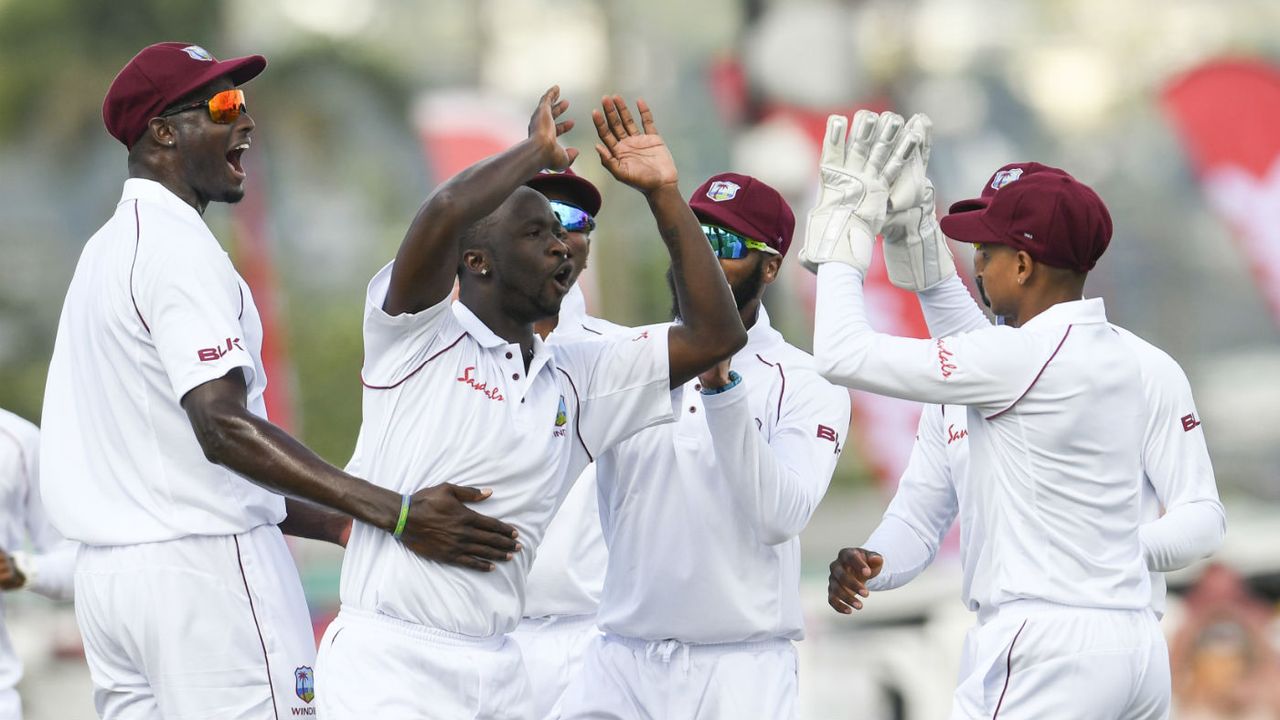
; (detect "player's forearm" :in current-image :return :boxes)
[701,386,822,545]
[648,184,747,383]
[862,515,939,591]
[1139,499,1226,572]
[280,498,352,547]
[918,275,990,337]
[388,137,556,314]
[15,542,76,601]
[197,409,400,533]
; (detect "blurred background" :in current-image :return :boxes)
[2,0,1280,717]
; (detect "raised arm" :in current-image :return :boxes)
[592,96,746,387]
[879,113,989,336]
[700,369,850,545]
[384,86,579,316]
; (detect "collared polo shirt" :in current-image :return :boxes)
[523,285,630,619]
[339,265,677,638]
[40,179,282,545]
[594,306,851,643]
[816,263,1152,613]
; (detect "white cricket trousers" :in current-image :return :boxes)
[951,600,1170,719]
[315,606,532,719]
[74,524,318,720]
[509,614,600,720]
[559,634,798,720]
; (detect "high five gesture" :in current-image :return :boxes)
[593,95,677,193]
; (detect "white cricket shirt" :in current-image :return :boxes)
[863,278,1225,619]
[594,306,851,643]
[40,179,283,546]
[0,410,75,693]
[339,265,677,638]
[522,285,628,620]
[816,264,1151,613]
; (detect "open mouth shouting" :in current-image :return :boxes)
[550,261,574,295]
[226,140,250,180]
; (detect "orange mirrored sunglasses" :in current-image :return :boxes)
[159,88,247,124]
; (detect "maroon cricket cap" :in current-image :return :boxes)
[688,172,796,257]
[103,42,266,149]
[525,167,602,217]
[939,162,1113,273]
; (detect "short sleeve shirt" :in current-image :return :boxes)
[338,263,677,637]
[40,179,283,545]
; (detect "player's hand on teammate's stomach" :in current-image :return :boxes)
[827,547,884,614]
[398,484,521,572]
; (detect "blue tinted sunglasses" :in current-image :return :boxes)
[701,224,779,260]
[550,201,596,233]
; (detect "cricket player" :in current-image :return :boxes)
[314,92,747,718]
[512,167,624,719]
[804,110,1184,718]
[0,409,75,720]
[826,118,1225,719]
[41,42,517,718]
[558,172,852,720]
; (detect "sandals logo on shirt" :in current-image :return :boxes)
[294,666,315,704]
[455,366,504,401]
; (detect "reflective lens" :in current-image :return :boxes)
[205,89,247,123]
[550,201,596,233]
[160,89,247,124]
[701,224,777,259]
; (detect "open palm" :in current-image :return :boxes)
[594,96,677,193]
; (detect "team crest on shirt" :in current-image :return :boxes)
[555,396,568,427]
[181,45,214,62]
[990,168,1023,191]
[705,180,740,202]
[294,666,315,704]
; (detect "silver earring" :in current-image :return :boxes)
[481,268,489,276]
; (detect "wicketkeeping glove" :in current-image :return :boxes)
[799,110,908,274]
[881,113,956,291]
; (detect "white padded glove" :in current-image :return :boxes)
[882,114,956,291]
[799,110,908,273]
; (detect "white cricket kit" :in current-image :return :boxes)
[818,270,1215,718]
[40,179,316,719]
[511,285,625,720]
[560,306,850,720]
[865,278,1225,615]
[316,265,677,719]
[0,410,75,720]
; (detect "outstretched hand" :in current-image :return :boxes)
[529,85,578,171]
[593,95,677,193]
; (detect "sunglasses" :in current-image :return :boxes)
[550,201,596,234]
[159,88,247,124]
[702,224,779,260]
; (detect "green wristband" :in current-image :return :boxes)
[392,493,411,539]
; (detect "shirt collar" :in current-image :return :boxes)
[742,304,784,354]
[1020,297,1108,330]
[452,300,550,357]
[119,178,204,226]
[557,284,589,329]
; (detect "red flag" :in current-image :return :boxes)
[1162,60,1280,324]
